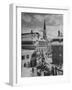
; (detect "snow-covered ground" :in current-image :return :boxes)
[21,67,37,77]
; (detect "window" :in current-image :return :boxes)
[22,55,25,60]
[26,55,29,59]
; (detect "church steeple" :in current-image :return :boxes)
[43,20,47,40]
[44,19,46,30]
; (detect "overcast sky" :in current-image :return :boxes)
[21,13,63,38]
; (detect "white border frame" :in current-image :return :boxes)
[9,4,70,86]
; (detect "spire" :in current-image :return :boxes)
[43,20,47,40]
[44,19,46,30]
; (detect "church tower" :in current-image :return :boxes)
[43,20,47,40]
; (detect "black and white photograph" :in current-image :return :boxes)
[21,12,63,77]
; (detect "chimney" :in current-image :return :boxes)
[58,30,60,37]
